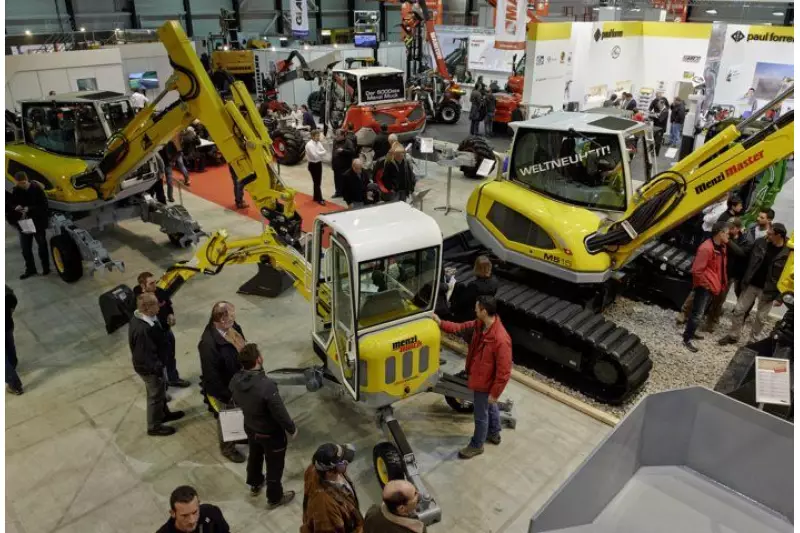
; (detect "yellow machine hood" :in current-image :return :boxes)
[466,180,613,283]
[5,145,98,203]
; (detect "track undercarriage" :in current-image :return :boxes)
[441,230,653,405]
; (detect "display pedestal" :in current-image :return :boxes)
[434,167,463,216]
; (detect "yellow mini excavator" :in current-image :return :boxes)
[96,21,515,526]
[5,91,205,283]
[443,87,794,403]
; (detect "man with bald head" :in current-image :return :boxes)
[198,301,248,463]
[129,293,184,437]
[342,158,367,208]
[364,479,426,533]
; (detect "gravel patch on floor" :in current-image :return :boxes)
[451,297,775,419]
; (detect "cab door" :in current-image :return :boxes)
[329,236,359,400]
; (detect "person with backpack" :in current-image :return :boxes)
[469,86,484,136]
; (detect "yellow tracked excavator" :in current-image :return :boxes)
[442,87,794,403]
[89,21,517,526]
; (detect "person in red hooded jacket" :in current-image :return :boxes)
[683,221,729,353]
[433,295,512,459]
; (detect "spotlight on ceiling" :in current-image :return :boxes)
[772,11,783,16]
[705,9,717,14]
[24,30,32,36]
[80,27,86,31]
[630,7,641,12]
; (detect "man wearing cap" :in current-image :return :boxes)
[363,479,425,533]
[719,222,791,345]
[301,443,363,533]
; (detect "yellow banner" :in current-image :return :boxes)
[527,22,572,41]
[642,22,712,39]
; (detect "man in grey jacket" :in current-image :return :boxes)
[129,293,184,436]
[230,343,297,509]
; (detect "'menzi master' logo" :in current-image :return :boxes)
[594,28,623,42]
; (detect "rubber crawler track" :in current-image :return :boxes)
[443,251,653,404]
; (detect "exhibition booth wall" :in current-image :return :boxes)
[5,48,126,112]
[519,21,794,113]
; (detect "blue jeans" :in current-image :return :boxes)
[470,391,501,448]
[670,122,682,146]
[176,154,190,183]
[684,287,712,343]
[6,332,21,390]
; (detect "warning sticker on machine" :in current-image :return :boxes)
[517,144,612,176]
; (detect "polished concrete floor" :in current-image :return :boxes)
[5,161,610,533]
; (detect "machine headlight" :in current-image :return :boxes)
[782,292,793,306]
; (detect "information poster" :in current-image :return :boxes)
[468,35,516,72]
[755,357,792,406]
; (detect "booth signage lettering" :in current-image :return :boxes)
[731,30,793,43]
[694,150,764,194]
[594,28,623,42]
[362,87,403,102]
[430,32,444,61]
[682,55,701,63]
[518,145,612,176]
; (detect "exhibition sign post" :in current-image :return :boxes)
[494,0,527,51]
[291,0,310,39]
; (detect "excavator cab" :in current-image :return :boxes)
[465,112,658,282]
[309,203,443,406]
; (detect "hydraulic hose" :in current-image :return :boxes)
[585,171,687,253]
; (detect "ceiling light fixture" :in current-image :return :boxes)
[772,11,783,16]
[24,30,32,35]
[80,27,86,31]
[631,7,641,11]
[705,9,717,14]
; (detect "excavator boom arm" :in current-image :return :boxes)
[586,87,794,268]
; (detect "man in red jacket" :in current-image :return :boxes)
[683,221,729,353]
[433,295,512,459]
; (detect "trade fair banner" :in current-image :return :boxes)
[493,0,527,50]
[291,0,310,39]
[468,34,516,72]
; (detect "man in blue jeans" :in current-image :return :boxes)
[434,295,513,458]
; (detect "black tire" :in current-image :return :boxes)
[271,128,305,166]
[168,233,185,247]
[308,91,324,115]
[445,395,474,413]
[50,233,83,283]
[457,136,495,179]
[436,101,461,124]
[373,442,405,488]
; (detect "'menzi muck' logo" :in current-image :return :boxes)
[594,28,623,42]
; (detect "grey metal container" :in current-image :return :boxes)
[529,386,793,533]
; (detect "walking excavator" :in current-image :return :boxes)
[105,21,515,526]
[443,87,794,403]
[5,91,204,284]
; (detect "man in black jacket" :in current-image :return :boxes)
[649,99,669,155]
[129,293,184,436]
[6,286,22,395]
[719,222,791,345]
[7,171,50,279]
[198,301,247,463]
[134,272,190,389]
[331,129,357,199]
[231,344,297,508]
[156,485,230,533]
[669,97,686,147]
[342,158,368,208]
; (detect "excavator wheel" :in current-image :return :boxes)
[436,101,461,124]
[271,128,305,166]
[457,136,495,179]
[50,233,83,283]
[308,91,324,115]
[373,441,405,488]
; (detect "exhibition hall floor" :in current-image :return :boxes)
[4,160,609,533]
